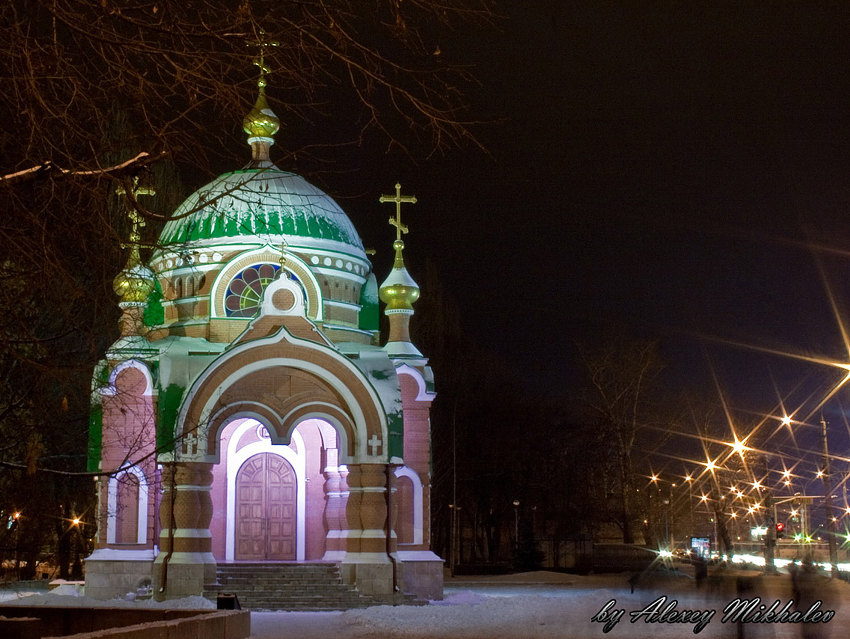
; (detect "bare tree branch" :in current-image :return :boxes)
[0,151,169,186]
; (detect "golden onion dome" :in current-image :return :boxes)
[113,247,156,305]
[242,81,280,141]
[379,240,420,311]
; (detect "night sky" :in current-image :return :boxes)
[156,1,850,483]
[11,0,850,564]
[320,3,850,426]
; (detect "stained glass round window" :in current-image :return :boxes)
[224,263,281,317]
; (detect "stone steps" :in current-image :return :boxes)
[203,562,388,611]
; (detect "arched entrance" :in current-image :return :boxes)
[235,452,297,560]
[216,417,341,562]
[153,280,397,596]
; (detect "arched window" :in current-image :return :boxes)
[224,264,305,318]
[224,264,280,317]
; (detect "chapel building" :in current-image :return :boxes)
[84,74,441,604]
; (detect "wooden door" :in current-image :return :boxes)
[235,453,297,560]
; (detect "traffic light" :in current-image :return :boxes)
[775,522,785,539]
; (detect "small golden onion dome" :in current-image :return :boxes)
[113,247,155,305]
[379,240,420,311]
[243,83,280,141]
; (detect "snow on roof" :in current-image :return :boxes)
[157,169,365,258]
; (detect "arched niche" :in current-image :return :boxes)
[394,465,424,545]
[102,359,154,398]
[107,465,149,545]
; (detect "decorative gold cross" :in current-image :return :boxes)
[379,182,417,242]
[247,29,279,88]
[126,210,145,247]
[116,176,155,248]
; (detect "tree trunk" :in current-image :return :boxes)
[620,453,634,543]
[56,523,71,580]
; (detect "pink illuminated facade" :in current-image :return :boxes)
[84,82,441,602]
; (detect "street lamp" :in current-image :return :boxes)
[820,416,838,573]
[12,511,21,577]
[685,474,694,535]
[67,516,85,580]
[784,414,839,570]
[512,500,520,551]
[448,503,462,576]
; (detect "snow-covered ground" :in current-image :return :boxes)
[247,569,850,639]
[2,569,849,638]
[0,583,214,609]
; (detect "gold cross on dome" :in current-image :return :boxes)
[379,182,417,242]
[126,209,145,246]
[116,175,155,198]
[247,29,279,87]
[116,176,154,248]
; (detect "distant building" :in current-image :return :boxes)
[84,72,440,604]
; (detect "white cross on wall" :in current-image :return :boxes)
[368,434,382,456]
[184,432,197,456]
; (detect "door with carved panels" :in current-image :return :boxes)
[235,453,296,560]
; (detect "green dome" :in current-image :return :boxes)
[158,168,365,256]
